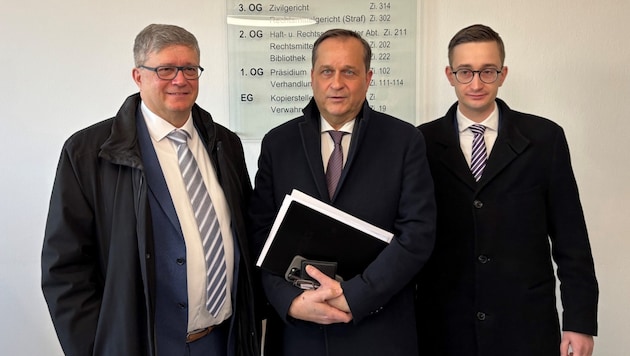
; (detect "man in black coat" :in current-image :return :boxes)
[41,24,260,356]
[415,24,598,356]
[249,29,436,355]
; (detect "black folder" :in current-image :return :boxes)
[256,190,392,280]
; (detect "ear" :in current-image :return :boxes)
[497,66,508,87]
[365,68,373,85]
[445,66,457,86]
[132,67,142,87]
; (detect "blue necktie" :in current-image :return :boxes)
[470,124,487,182]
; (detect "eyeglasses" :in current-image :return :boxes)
[451,68,503,84]
[139,65,204,80]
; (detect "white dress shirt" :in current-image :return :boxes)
[321,118,355,172]
[457,103,499,167]
[141,102,234,332]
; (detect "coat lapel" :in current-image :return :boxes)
[136,112,183,234]
[298,101,330,201]
[299,101,371,202]
[341,102,368,190]
[477,101,530,189]
[434,100,531,191]
[433,107,478,190]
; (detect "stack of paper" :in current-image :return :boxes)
[256,189,393,280]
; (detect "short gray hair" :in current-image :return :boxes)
[133,24,200,67]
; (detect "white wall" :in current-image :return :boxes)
[419,3,630,354]
[0,0,627,354]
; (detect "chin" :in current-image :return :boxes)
[168,98,194,107]
[465,100,491,109]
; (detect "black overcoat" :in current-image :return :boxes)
[250,99,436,356]
[41,94,260,356]
[416,99,598,356]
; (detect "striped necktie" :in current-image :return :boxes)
[326,130,348,199]
[470,124,487,182]
[167,129,227,317]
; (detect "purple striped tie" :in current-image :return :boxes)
[326,130,348,199]
[470,124,487,182]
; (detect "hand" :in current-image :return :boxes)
[305,264,351,313]
[287,265,353,324]
[560,331,594,356]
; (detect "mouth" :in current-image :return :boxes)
[467,93,486,100]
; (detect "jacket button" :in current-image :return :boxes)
[145,253,151,259]
[478,255,489,264]
[178,303,186,310]
[477,312,486,321]
[473,200,483,208]
[176,258,186,265]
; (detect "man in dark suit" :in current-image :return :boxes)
[415,24,598,356]
[249,28,436,355]
[41,24,259,356]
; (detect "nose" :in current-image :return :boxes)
[331,72,344,88]
[171,68,187,84]
[469,73,483,89]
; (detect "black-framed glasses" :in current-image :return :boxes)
[451,68,502,84]
[139,65,204,80]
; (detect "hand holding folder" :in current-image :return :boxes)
[256,190,393,281]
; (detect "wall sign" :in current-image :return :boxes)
[227,0,418,138]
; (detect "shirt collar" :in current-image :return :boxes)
[141,101,194,141]
[456,102,499,133]
[320,116,355,134]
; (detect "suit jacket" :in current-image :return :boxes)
[415,99,598,356]
[41,94,260,356]
[136,112,246,355]
[249,99,436,356]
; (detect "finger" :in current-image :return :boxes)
[290,292,352,324]
[328,294,351,313]
[305,265,343,300]
[560,340,570,356]
[305,265,332,284]
[316,308,353,324]
[301,286,339,305]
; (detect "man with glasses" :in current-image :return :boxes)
[41,24,260,356]
[415,24,598,356]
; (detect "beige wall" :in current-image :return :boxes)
[1,0,627,354]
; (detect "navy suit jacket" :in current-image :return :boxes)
[249,99,436,356]
[415,99,598,356]
[138,111,241,356]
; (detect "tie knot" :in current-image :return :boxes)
[470,124,486,135]
[328,130,347,145]
[167,129,189,145]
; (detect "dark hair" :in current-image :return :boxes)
[311,28,372,72]
[448,24,505,66]
[133,24,200,67]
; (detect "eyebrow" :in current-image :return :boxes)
[453,64,501,70]
[318,64,360,70]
